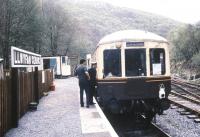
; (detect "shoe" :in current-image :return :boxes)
[90,102,96,105]
[86,106,89,108]
[81,104,84,107]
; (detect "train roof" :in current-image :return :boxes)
[98,30,167,45]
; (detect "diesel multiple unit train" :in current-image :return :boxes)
[89,30,171,120]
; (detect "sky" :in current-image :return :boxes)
[86,0,200,24]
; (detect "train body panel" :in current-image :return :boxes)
[98,77,171,101]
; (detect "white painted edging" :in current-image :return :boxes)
[94,98,119,137]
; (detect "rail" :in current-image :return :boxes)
[102,110,170,137]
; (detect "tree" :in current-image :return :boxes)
[0,0,44,68]
[42,0,76,56]
[169,24,200,74]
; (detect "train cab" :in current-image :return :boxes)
[92,30,171,119]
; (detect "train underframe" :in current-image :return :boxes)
[98,98,170,121]
[97,78,171,121]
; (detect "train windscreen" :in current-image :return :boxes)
[103,49,121,77]
[125,49,146,76]
[150,48,165,75]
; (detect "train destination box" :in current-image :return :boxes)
[11,46,41,68]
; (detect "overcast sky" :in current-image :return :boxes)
[86,0,200,24]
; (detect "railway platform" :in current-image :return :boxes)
[5,78,117,137]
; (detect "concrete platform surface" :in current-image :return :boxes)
[5,78,117,137]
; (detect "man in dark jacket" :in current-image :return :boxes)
[88,62,97,105]
[75,59,90,108]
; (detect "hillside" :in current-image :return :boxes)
[0,0,189,68]
[59,0,183,52]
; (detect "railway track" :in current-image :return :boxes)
[173,77,200,88]
[170,78,200,122]
[169,94,200,118]
[171,79,200,99]
[103,111,170,137]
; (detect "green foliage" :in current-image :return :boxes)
[0,0,44,67]
[60,0,182,53]
[192,53,200,67]
[169,24,200,72]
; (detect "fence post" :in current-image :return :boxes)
[34,67,39,104]
[11,68,19,128]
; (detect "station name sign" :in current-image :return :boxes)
[11,46,41,67]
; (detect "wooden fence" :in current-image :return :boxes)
[0,69,53,137]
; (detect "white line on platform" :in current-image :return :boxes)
[80,106,108,134]
[79,93,118,137]
[80,94,108,134]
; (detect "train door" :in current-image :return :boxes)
[53,57,60,76]
[61,56,71,76]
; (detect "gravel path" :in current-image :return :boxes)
[5,78,83,137]
[154,106,200,137]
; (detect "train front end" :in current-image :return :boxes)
[94,30,171,120]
